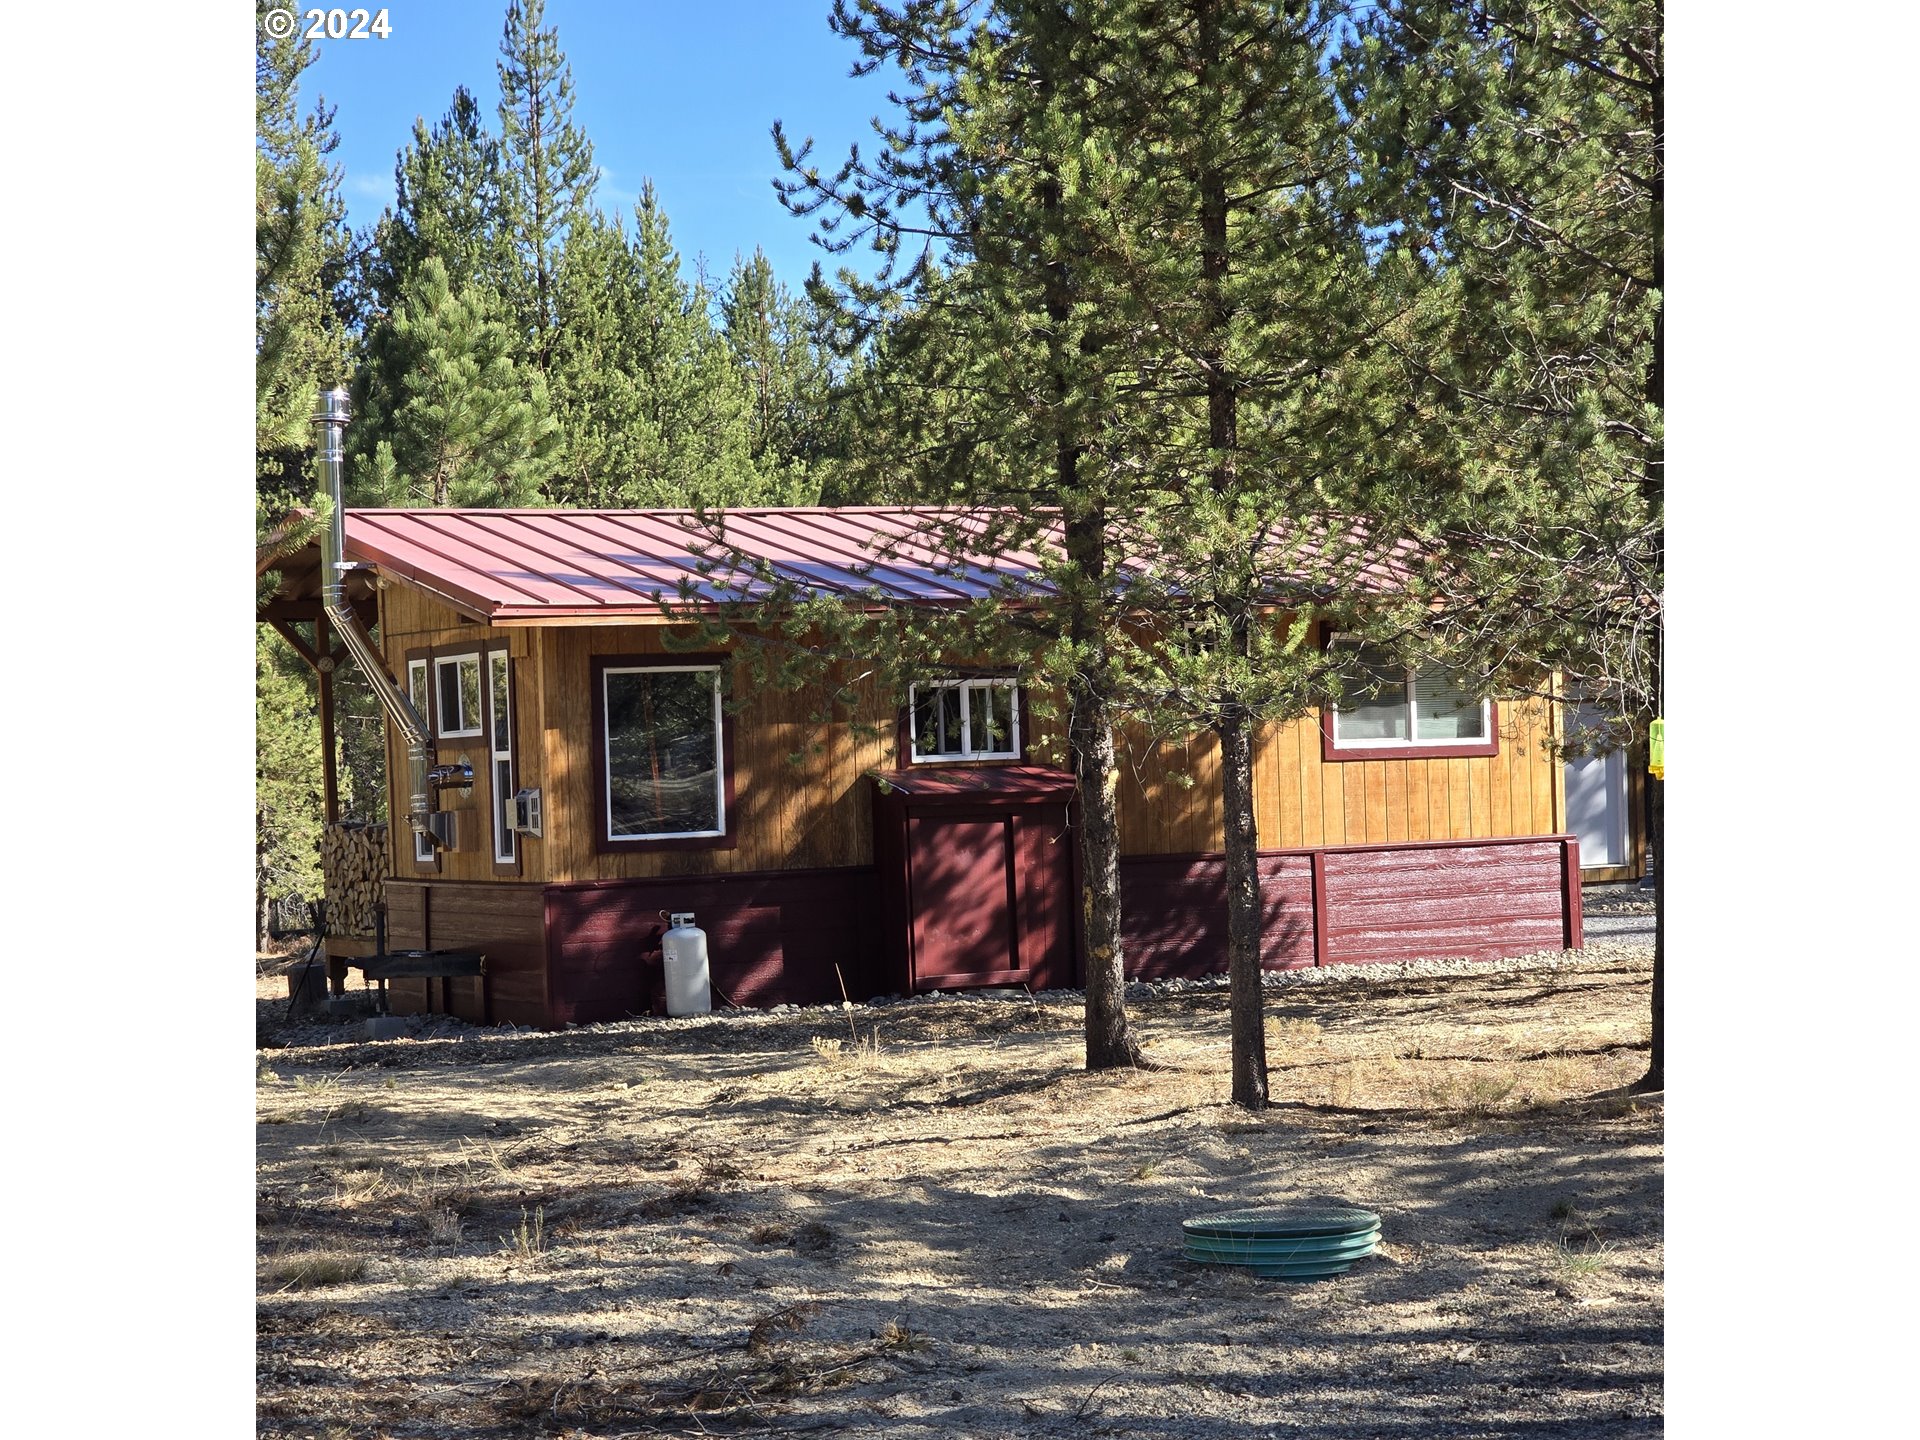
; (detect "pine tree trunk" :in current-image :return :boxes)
[1219,700,1268,1109]
[1065,508,1144,1073]
[1634,770,1664,1092]
[1632,58,1665,1097]
[1073,685,1143,1071]
[1193,10,1267,1108]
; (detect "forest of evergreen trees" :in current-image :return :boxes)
[255,0,867,932]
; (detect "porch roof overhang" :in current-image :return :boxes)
[868,765,1079,801]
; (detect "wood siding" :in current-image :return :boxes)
[378,586,1565,889]
[535,625,901,883]
[381,879,548,1027]
[1120,851,1318,980]
[1119,696,1561,858]
[379,585,543,883]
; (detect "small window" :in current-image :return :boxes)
[1330,642,1490,751]
[910,679,1020,762]
[434,654,483,738]
[406,660,434,864]
[488,651,515,864]
[602,665,724,840]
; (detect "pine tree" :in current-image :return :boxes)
[257,0,357,947]
[356,256,559,507]
[256,0,352,519]
[547,211,651,505]
[773,0,1155,1070]
[1065,0,1410,1109]
[1339,0,1663,1086]
[547,188,775,508]
[721,248,841,494]
[257,629,325,949]
[367,85,512,313]
[497,0,598,370]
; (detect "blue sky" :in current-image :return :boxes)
[295,1,907,291]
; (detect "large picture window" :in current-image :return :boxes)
[602,664,726,840]
[1325,641,1497,759]
[909,679,1021,762]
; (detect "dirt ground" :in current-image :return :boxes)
[256,945,1662,1439]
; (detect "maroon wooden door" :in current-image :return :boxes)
[904,806,1074,991]
[907,812,1018,988]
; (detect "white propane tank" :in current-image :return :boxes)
[661,912,712,1016]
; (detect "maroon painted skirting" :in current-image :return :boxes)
[543,867,884,1025]
[1120,834,1582,980]
[405,834,1583,1027]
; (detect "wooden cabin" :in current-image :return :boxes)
[260,507,1592,1028]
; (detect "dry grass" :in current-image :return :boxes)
[257,950,1662,1438]
[261,1250,368,1292]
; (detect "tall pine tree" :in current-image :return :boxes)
[547,188,776,507]
[774,0,1157,1069]
[355,256,559,507]
[256,0,352,519]
[1078,0,1408,1109]
[721,248,841,494]
[1339,0,1663,1086]
[367,85,512,313]
[497,0,598,371]
[256,0,356,941]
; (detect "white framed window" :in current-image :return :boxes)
[488,650,515,864]
[1330,640,1491,750]
[602,665,725,841]
[406,659,434,864]
[909,679,1021,762]
[434,653,484,738]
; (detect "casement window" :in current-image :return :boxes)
[1325,640,1498,760]
[909,679,1021,762]
[406,659,435,864]
[601,664,727,841]
[488,650,516,865]
[434,653,484,738]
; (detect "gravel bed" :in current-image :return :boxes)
[259,936,1652,1054]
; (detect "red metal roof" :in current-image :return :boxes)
[342,507,1068,623]
[339,506,1411,624]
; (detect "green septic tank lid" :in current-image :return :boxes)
[1183,1230,1382,1262]
[1182,1206,1381,1240]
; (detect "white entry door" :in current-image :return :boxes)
[1564,703,1629,869]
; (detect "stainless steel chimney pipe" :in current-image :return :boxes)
[313,386,438,845]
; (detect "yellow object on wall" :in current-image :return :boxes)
[1649,718,1664,780]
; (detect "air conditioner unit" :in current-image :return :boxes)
[513,787,543,837]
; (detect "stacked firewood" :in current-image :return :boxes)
[321,822,387,936]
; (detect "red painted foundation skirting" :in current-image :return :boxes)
[1120,834,1583,979]
[391,834,1584,1026]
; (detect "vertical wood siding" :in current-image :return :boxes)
[379,879,549,1027]
[1114,698,1560,858]
[375,584,1564,887]
[378,586,542,883]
